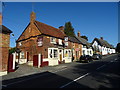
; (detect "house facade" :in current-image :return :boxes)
[76,32,93,56]
[92,37,116,55]
[16,12,73,67]
[0,13,13,75]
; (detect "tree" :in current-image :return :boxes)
[81,35,88,41]
[64,22,75,37]
[9,47,17,54]
[116,43,120,53]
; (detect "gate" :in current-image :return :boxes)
[8,54,15,72]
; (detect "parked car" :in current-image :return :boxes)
[79,55,93,63]
[92,54,102,60]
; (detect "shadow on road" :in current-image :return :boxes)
[2,71,94,88]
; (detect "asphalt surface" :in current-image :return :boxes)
[1,54,120,89]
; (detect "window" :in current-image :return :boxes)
[53,49,58,58]
[83,50,85,55]
[48,48,58,58]
[59,39,62,45]
[20,52,24,59]
[50,37,56,44]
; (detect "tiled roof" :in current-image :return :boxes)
[76,36,91,48]
[0,25,12,34]
[68,36,80,43]
[34,20,66,39]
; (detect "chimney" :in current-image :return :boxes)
[77,31,80,37]
[0,13,2,25]
[59,26,64,32]
[30,12,36,23]
[100,37,103,40]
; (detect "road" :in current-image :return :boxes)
[2,54,120,88]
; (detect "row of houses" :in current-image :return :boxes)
[0,12,116,75]
[15,12,116,67]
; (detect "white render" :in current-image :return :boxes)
[82,45,93,56]
[92,40,116,55]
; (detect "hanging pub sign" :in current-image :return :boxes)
[37,36,43,46]
[64,37,68,46]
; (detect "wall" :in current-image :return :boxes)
[0,33,10,72]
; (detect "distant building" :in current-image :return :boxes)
[92,37,116,55]
[76,32,93,56]
[0,13,12,76]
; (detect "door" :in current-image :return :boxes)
[33,55,38,67]
[8,54,14,72]
[59,49,63,62]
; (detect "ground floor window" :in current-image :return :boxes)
[48,48,58,59]
[64,49,71,57]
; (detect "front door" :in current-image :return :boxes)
[59,49,63,62]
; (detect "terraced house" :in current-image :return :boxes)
[16,12,74,67]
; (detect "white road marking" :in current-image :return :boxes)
[60,73,90,88]
[96,64,106,70]
[115,58,117,61]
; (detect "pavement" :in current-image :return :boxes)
[1,54,117,81]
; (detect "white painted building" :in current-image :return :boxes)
[92,37,116,55]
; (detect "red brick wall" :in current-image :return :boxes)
[0,33,10,72]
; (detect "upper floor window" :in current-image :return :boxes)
[50,37,56,44]
[58,39,62,45]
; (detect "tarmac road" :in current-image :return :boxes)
[2,54,120,88]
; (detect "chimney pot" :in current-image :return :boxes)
[100,37,103,40]
[77,31,80,37]
[59,26,64,32]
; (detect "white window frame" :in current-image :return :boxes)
[58,39,62,45]
[48,48,58,59]
[50,37,56,44]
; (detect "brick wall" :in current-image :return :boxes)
[0,33,10,72]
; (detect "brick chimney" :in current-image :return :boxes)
[30,12,36,23]
[59,26,64,33]
[100,37,103,40]
[0,13,2,25]
[77,31,80,37]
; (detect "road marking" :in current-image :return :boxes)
[60,73,90,88]
[52,67,68,73]
[96,64,106,70]
[115,58,117,61]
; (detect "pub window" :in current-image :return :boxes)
[50,37,56,44]
[53,49,58,58]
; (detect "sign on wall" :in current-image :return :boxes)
[37,37,43,46]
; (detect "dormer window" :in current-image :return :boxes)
[50,37,56,44]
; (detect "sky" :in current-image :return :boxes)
[2,2,118,47]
